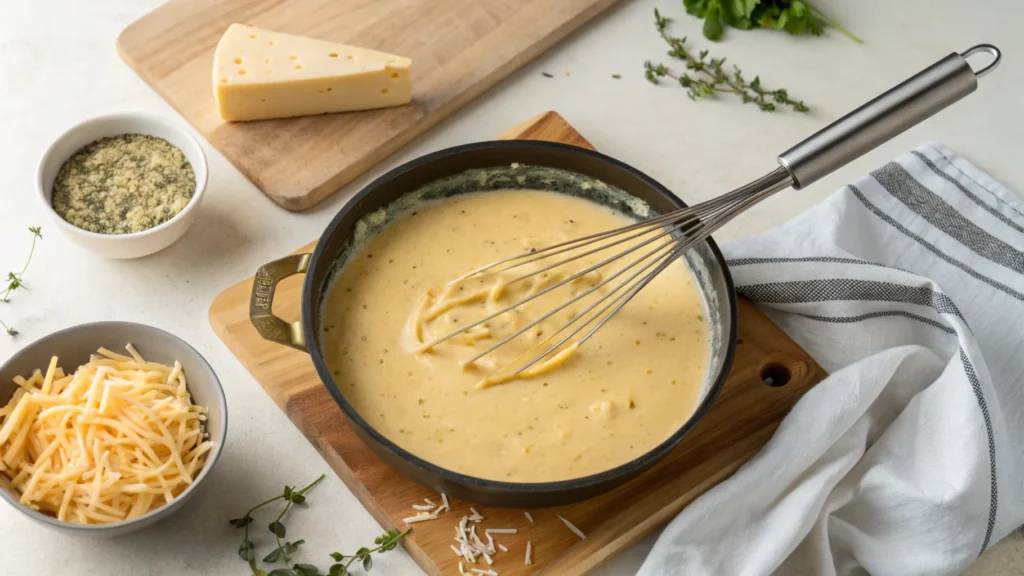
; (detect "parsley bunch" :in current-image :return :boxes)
[230,474,410,576]
[683,0,861,43]
[644,9,808,113]
[1,226,42,337]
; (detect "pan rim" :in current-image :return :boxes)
[302,140,738,498]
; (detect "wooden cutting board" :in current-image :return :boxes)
[117,0,619,211]
[208,112,827,575]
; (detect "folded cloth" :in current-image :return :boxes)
[638,143,1024,576]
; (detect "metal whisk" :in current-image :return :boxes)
[421,44,1001,378]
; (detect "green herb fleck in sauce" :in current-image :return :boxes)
[52,134,195,235]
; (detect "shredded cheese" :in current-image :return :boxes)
[0,345,213,524]
[402,511,438,524]
[524,511,534,523]
[558,514,586,539]
[525,540,532,565]
[452,512,508,566]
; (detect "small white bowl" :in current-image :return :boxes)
[36,113,209,259]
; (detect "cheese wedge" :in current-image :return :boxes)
[213,24,412,122]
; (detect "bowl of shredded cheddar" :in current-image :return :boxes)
[0,322,226,536]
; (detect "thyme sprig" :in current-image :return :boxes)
[1,226,42,336]
[230,474,410,576]
[327,530,409,575]
[644,9,808,113]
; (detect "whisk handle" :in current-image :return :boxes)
[778,44,1000,189]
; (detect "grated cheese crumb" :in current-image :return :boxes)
[558,514,586,539]
[403,511,439,524]
[485,533,496,555]
[498,544,509,552]
[524,511,534,523]
[526,540,533,565]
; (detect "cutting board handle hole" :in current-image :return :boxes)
[759,362,791,387]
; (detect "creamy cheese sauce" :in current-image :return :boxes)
[321,189,710,482]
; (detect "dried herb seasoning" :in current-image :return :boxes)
[52,134,195,235]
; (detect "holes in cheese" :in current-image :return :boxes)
[212,23,413,121]
[0,345,214,524]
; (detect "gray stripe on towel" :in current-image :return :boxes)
[727,256,915,275]
[871,162,1024,275]
[849,184,1024,302]
[794,310,956,334]
[738,278,965,324]
[910,150,1024,235]
[958,348,998,554]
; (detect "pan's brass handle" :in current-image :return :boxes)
[250,254,312,352]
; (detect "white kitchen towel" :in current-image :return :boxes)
[638,143,1024,576]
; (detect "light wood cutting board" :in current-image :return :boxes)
[208,111,828,575]
[117,0,619,211]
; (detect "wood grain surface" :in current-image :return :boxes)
[117,0,619,210]
[208,111,827,575]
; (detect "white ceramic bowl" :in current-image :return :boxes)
[0,322,227,537]
[36,113,209,259]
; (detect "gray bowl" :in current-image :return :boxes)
[0,322,227,537]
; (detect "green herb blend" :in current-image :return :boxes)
[52,134,195,235]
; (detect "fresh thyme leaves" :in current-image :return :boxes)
[231,475,324,575]
[1,227,42,337]
[229,475,409,576]
[683,0,861,43]
[327,530,409,575]
[644,9,808,113]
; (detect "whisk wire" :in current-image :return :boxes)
[428,167,795,379]
[463,232,686,367]
[419,210,708,352]
[513,242,688,375]
[448,209,686,284]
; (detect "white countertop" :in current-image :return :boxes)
[2,0,1022,574]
